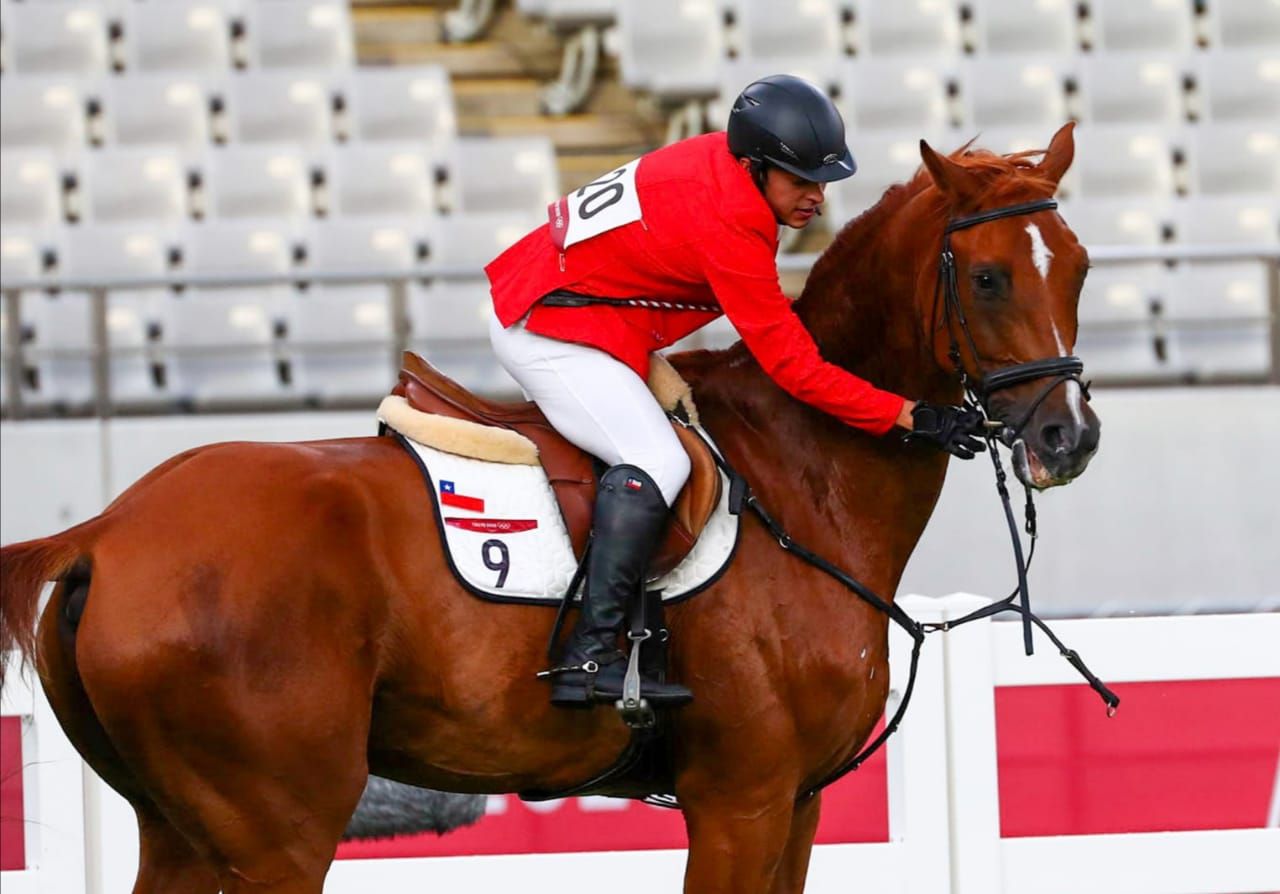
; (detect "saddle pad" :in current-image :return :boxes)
[391,429,740,605]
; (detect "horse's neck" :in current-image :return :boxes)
[688,210,958,590]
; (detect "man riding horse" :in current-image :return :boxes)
[486,75,987,709]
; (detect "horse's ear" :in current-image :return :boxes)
[919,139,985,207]
[1038,122,1075,188]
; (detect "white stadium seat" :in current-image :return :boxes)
[1078,264,1162,323]
[617,0,724,96]
[164,222,296,403]
[1071,126,1177,199]
[60,225,176,405]
[841,59,953,133]
[427,210,541,271]
[344,66,457,149]
[857,0,962,58]
[1,151,63,229]
[1075,265,1165,379]
[1198,50,1280,122]
[6,1,109,75]
[1173,196,1278,244]
[123,0,234,73]
[0,77,89,157]
[203,145,313,220]
[736,0,844,63]
[448,136,559,215]
[961,59,1071,129]
[1162,263,1271,377]
[327,144,437,219]
[1073,325,1165,378]
[409,279,519,394]
[1060,199,1172,247]
[244,0,354,70]
[224,71,335,145]
[289,220,421,400]
[709,60,842,131]
[99,75,213,153]
[81,147,191,224]
[1089,0,1195,52]
[1077,55,1188,125]
[1187,123,1280,195]
[1210,0,1280,48]
[970,0,1078,56]
[0,229,52,282]
[824,129,946,225]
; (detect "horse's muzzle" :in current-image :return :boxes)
[1008,396,1101,489]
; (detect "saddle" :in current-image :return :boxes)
[389,352,722,578]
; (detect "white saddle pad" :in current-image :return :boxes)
[388,426,741,604]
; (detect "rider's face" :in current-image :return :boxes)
[740,159,827,229]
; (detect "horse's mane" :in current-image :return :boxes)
[807,143,1059,290]
[793,142,1059,385]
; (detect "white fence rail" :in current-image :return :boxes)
[2,596,1277,893]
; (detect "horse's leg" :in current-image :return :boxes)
[768,793,822,894]
[681,792,797,893]
[133,809,220,894]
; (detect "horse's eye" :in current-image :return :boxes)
[974,272,995,291]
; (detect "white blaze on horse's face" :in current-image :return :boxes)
[1025,223,1054,281]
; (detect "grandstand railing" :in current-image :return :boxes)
[4,595,1277,893]
[2,244,1278,420]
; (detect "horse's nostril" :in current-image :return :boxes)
[1041,423,1066,454]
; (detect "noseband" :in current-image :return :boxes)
[935,198,1090,439]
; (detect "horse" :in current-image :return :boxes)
[0,122,1099,893]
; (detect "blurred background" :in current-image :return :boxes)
[0,0,1277,887]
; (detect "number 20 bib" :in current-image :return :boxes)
[548,157,643,251]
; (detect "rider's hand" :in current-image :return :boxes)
[903,401,987,460]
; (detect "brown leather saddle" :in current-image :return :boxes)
[391,352,722,577]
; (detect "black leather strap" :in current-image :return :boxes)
[945,198,1058,233]
[980,355,1083,395]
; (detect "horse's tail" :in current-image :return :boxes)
[0,531,85,688]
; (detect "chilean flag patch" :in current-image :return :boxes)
[439,480,485,512]
[624,477,644,491]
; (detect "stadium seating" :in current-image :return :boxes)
[1174,196,1278,244]
[1,77,90,158]
[1075,264,1166,378]
[824,130,943,224]
[841,59,953,133]
[408,278,518,394]
[1162,263,1272,377]
[1061,198,1172,247]
[79,146,191,223]
[617,0,724,96]
[1089,0,1195,53]
[1071,126,1177,199]
[1,151,63,229]
[343,66,457,149]
[1210,0,1280,49]
[1077,55,1188,125]
[857,0,963,58]
[427,210,541,271]
[164,222,296,403]
[970,0,1079,56]
[6,1,110,75]
[448,136,559,215]
[243,0,354,70]
[201,144,313,220]
[735,0,845,64]
[326,143,437,219]
[1187,123,1280,195]
[1197,50,1280,121]
[288,219,421,400]
[962,58,1072,129]
[122,0,234,73]
[99,75,214,153]
[224,71,336,145]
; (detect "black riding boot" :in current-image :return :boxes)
[548,465,694,709]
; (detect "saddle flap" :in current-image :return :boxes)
[392,352,721,573]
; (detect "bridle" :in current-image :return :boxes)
[934,198,1091,442]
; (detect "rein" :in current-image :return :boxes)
[724,197,1117,803]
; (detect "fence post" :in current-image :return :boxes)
[938,593,1004,894]
[2,289,24,418]
[890,595,955,894]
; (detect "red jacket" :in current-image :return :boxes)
[485,132,905,435]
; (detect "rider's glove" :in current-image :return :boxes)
[904,401,988,460]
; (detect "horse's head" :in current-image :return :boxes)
[916,123,1098,489]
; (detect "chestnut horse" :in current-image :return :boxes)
[0,124,1099,892]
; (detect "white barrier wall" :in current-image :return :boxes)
[4,598,1278,893]
[3,386,1278,613]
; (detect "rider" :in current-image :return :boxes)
[485,74,985,710]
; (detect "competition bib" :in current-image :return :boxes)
[548,157,643,251]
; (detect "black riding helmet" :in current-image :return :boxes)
[727,74,856,184]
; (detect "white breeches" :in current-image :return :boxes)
[488,311,691,507]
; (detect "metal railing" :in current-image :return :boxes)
[1,244,1277,420]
